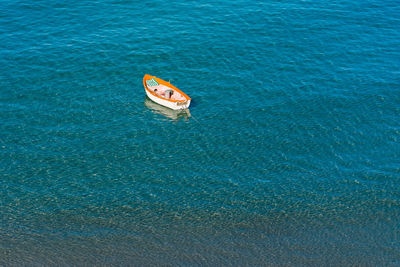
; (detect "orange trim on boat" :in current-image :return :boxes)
[143,74,191,102]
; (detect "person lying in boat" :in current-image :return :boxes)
[153,88,163,97]
[153,87,171,98]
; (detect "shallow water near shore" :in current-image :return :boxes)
[1,0,400,265]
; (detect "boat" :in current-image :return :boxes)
[143,74,191,110]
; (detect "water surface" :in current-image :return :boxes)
[1,0,399,265]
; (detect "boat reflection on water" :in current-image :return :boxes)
[144,97,191,121]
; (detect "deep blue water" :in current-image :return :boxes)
[1,0,400,265]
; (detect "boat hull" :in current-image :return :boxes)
[145,89,191,110]
[143,74,191,110]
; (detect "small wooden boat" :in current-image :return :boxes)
[143,74,191,110]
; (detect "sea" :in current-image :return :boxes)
[1,0,399,265]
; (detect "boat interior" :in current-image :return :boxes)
[146,78,186,101]
[148,84,186,101]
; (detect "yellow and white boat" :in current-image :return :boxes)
[143,74,191,110]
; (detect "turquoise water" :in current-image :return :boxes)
[1,0,399,265]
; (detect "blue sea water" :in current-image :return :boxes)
[1,0,399,265]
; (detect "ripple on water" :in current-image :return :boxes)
[1,0,400,265]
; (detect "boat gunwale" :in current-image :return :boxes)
[143,74,191,103]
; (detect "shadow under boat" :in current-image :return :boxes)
[144,97,191,121]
